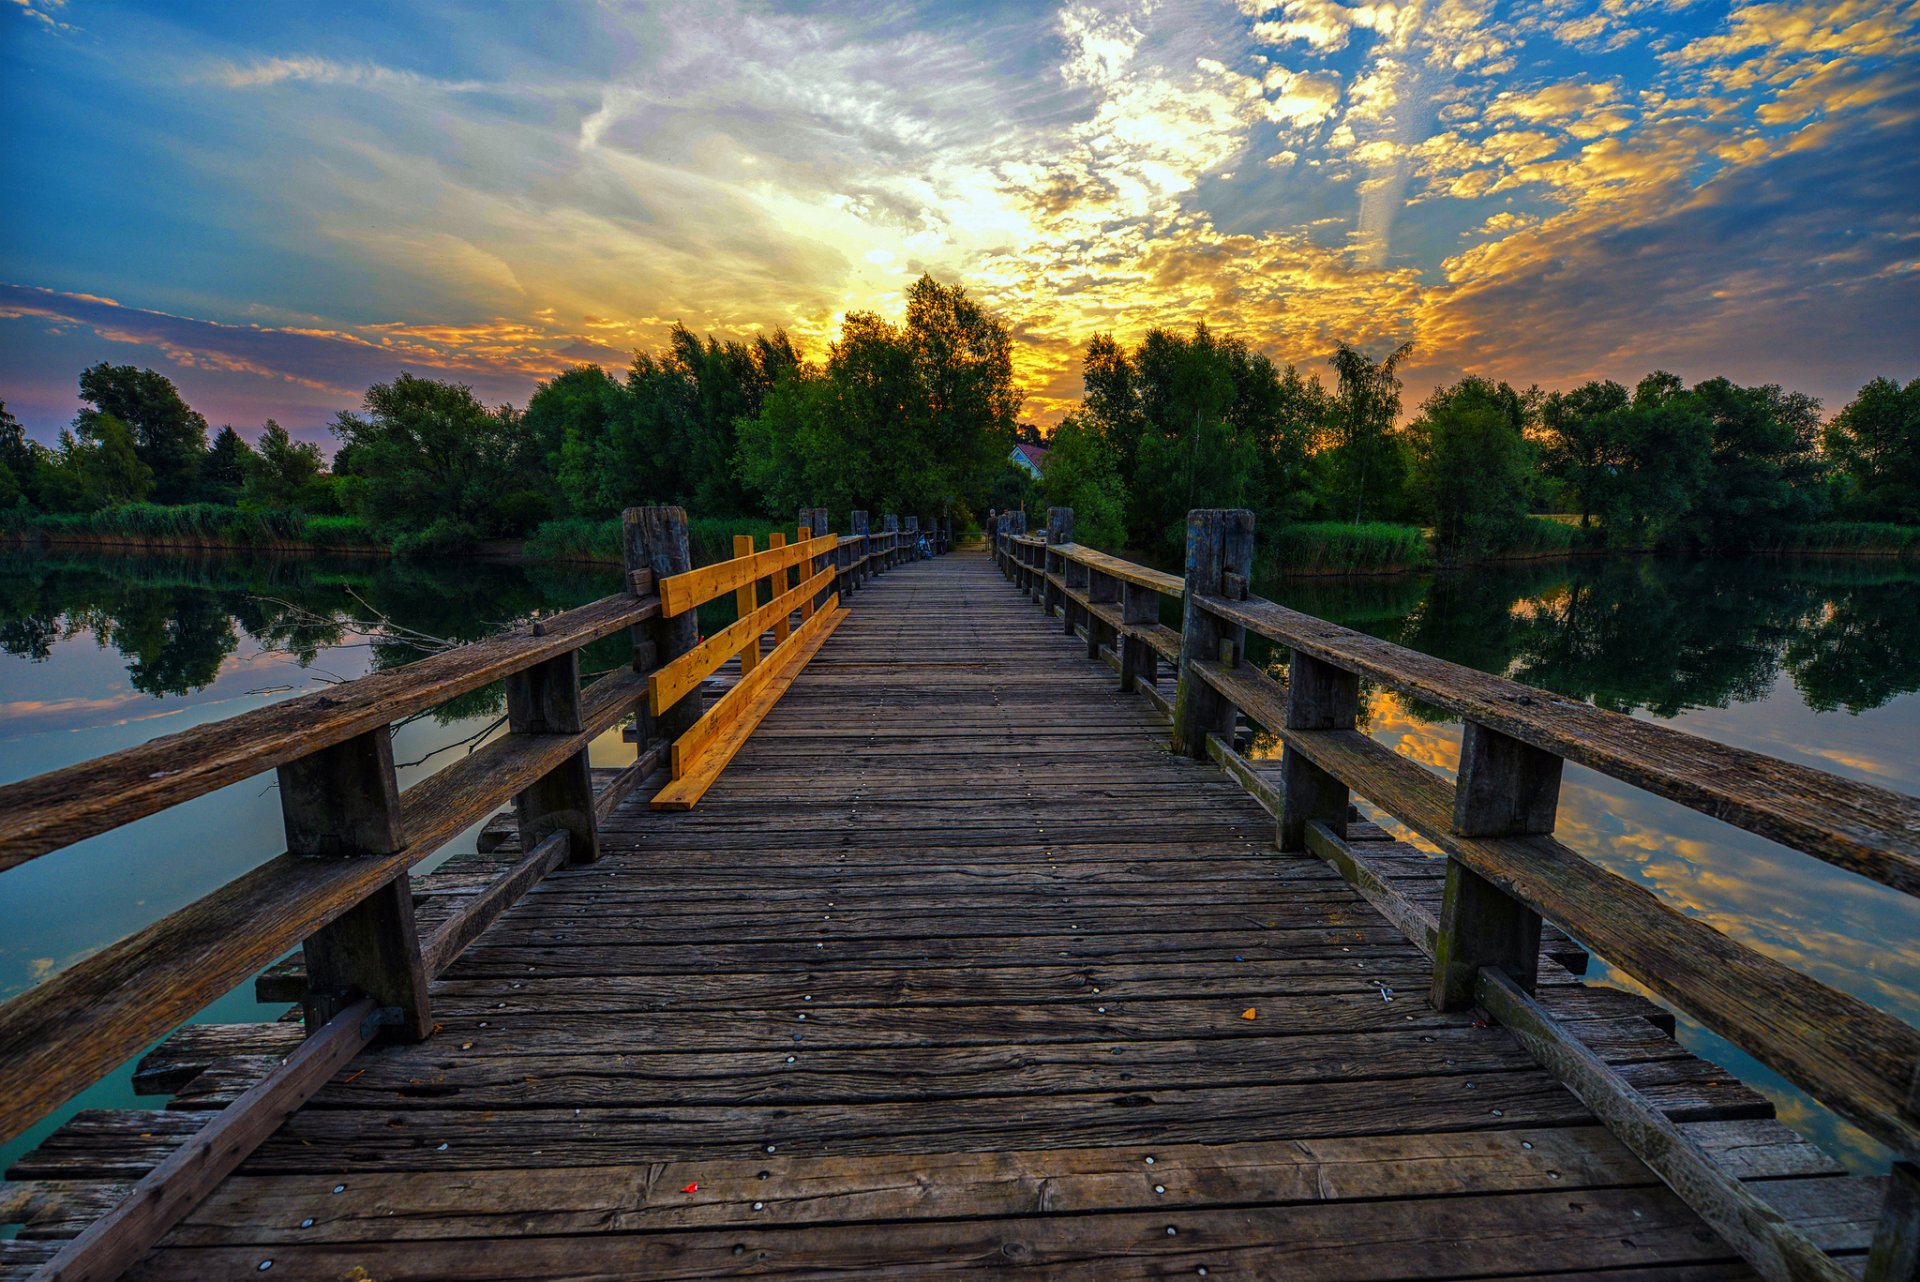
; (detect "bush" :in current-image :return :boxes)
[1264,522,1433,575]
[390,517,481,558]
[526,515,791,567]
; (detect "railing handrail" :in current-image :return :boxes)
[988,517,1920,1150]
[0,589,659,870]
[990,508,1919,1280]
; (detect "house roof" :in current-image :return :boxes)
[1012,443,1048,467]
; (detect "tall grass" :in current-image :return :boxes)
[1755,522,1920,557]
[1263,522,1434,575]
[1,503,381,550]
[525,515,793,567]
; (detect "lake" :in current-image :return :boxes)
[0,548,1914,1213]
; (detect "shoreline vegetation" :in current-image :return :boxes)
[8,504,1916,577]
[3,271,1916,579]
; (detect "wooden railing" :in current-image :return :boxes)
[990,504,1920,1282]
[0,502,945,1281]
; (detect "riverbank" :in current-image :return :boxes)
[9,505,1918,576]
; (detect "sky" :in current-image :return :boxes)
[2,0,1916,446]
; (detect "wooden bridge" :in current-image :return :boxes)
[1,505,1916,1280]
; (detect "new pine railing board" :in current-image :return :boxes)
[647,565,833,715]
[0,668,647,1144]
[666,595,842,780]
[1197,591,1920,897]
[654,600,849,810]
[1264,709,1920,1160]
[0,591,659,868]
[656,533,836,618]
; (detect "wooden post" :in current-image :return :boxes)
[506,648,601,866]
[1045,507,1072,626]
[1120,581,1158,692]
[278,729,430,1042]
[810,508,831,613]
[884,514,899,569]
[1864,1067,1920,1282]
[851,510,869,587]
[1170,508,1254,759]
[734,533,760,676]
[1278,652,1357,851]
[796,516,816,622]
[768,531,791,643]
[1086,566,1117,662]
[1430,721,1560,1009]
[623,507,699,743]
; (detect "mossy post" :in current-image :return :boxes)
[1171,508,1253,759]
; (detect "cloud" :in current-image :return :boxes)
[206,56,485,93]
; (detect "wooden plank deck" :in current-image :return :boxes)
[8,547,1885,1278]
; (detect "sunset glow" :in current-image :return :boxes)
[4,0,1916,442]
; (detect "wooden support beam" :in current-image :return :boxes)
[1867,1066,1920,1281]
[1432,721,1560,1009]
[1171,508,1254,758]
[1046,507,1072,632]
[768,531,791,643]
[1278,652,1355,852]
[1120,580,1158,693]
[1478,968,1853,1282]
[733,533,760,677]
[506,649,600,866]
[623,506,699,743]
[277,729,429,1042]
[30,997,378,1282]
[850,511,869,587]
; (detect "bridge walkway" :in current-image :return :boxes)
[16,548,1881,1279]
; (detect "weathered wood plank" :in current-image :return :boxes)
[0,591,658,867]
[1199,592,1920,895]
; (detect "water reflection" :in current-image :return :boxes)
[1254,555,1920,1171]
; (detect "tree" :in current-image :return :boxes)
[242,420,327,510]
[1324,341,1414,524]
[0,402,34,508]
[1540,380,1629,529]
[75,364,208,503]
[526,366,632,518]
[1407,377,1535,558]
[736,276,1018,520]
[39,412,154,511]
[1825,377,1920,523]
[1599,372,1711,544]
[332,373,535,544]
[1039,412,1128,549]
[1674,377,1824,548]
[201,425,255,505]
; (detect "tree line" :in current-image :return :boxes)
[2,271,1914,562]
[1033,326,1919,559]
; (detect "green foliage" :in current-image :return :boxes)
[1406,376,1536,558]
[1825,376,1920,524]
[737,275,1015,519]
[1263,522,1433,575]
[75,363,208,503]
[1073,324,1320,556]
[242,420,331,512]
[333,373,548,538]
[1322,342,1414,524]
[0,501,379,549]
[201,425,254,505]
[524,515,788,567]
[1039,413,1127,549]
[38,412,155,512]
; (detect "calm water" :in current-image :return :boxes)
[0,550,627,1213]
[1252,556,1920,1172]
[0,551,1914,1219]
